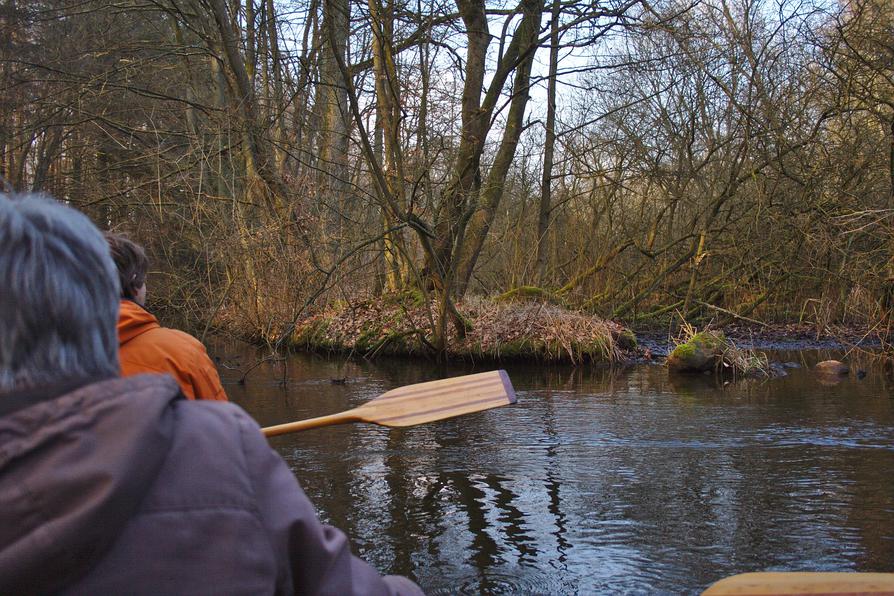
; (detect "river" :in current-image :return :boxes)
[221,347,894,594]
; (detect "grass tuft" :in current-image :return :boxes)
[287,294,634,363]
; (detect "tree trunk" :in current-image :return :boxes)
[454,0,543,295]
[535,0,561,285]
[245,0,256,86]
[31,126,63,192]
[317,0,350,204]
[427,0,491,288]
[370,0,411,290]
[265,0,287,169]
[208,0,288,217]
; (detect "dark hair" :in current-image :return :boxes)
[104,232,149,301]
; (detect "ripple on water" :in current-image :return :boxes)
[752,422,894,451]
[230,353,894,596]
[427,568,578,596]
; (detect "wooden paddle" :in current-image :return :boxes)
[262,370,516,437]
[702,572,894,595]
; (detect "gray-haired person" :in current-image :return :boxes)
[0,194,423,596]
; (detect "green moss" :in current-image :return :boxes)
[293,317,350,352]
[355,324,384,351]
[495,286,562,305]
[689,331,726,351]
[498,338,534,357]
[581,292,608,311]
[667,332,724,361]
[670,342,697,359]
[590,338,611,359]
[292,317,330,345]
[616,329,637,349]
[490,336,612,362]
[668,328,772,378]
[382,288,427,307]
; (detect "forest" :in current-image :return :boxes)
[2,0,892,354]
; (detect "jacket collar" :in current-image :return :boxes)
[118,299,161,344]
[0,376,109,419]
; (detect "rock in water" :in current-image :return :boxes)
[667,332,724,373]
[768,362,788,378]
[815,360,849,375]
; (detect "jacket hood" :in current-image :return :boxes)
[118,299,160,345]
[0,375,180,595]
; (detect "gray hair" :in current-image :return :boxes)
[0,194,120,392]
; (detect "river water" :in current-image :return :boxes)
[222,348,894,595]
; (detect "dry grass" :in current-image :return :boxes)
[460,297,633,363]
[288,294,635,364]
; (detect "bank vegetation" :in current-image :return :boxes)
[2,0,893,358]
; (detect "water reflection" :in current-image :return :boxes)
[223,349,894,594]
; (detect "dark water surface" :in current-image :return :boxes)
[222,349,894,595]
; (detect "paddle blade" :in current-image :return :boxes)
[702,572,894,595]
[356,370,516,428]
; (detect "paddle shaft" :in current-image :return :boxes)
[263,410,361,437]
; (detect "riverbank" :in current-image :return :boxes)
[279,294,889,365]
[287,295,637,364]
[636,322,884,359]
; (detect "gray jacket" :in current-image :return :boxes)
[0,374,423,595]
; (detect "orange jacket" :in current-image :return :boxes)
[117,300,228,401]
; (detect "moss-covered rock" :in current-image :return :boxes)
[666,329,776,379]
[615,328,638,350]
[666,331,725,373]
[815,360,849,375]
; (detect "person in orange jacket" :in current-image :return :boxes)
[105,232,228,401]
